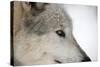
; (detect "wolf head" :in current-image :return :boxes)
[13,2,91,66]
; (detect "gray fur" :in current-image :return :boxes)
[22,3,72,35]
[13,2,91,66]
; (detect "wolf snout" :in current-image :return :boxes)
[82,56,91,62]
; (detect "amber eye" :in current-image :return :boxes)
[56,30,65,38]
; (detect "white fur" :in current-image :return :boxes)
[14,29,83,65]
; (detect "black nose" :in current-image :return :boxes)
[82,56,91,62]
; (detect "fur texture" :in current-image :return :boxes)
[13,1,91,66]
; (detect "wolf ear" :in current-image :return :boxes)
[21,2,31,12]
[35,3,48,10]
[22,2,48,11]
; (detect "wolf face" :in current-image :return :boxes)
[13,1,91,66]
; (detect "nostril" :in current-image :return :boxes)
[82,56,91,62]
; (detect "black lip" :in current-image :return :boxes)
[54,59,62,63]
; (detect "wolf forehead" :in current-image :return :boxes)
[22,2,72,35]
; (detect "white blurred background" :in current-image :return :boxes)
[63,5,97,61]
[0,0,99,67]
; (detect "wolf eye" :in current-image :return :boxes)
[56,30,65,38]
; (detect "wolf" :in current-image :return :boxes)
[12,1,91,66]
